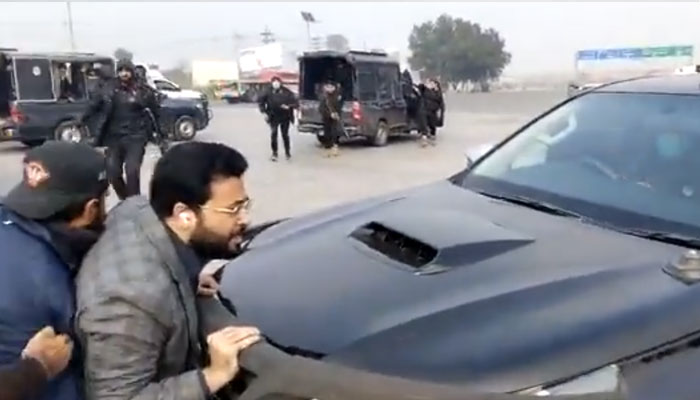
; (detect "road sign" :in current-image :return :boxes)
[576,45,693,61]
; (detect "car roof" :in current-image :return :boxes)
[1,50,112,64]
[301,50,397,65]
[594,74,700,96]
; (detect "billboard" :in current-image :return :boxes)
[239,43,284,74]
[191,60,239,87]
[576,45,693,61]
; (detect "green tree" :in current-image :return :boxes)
[326,34,350,52]
[113,47,133,62]
[408,14,510,88]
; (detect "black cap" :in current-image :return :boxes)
[4,142,108,220]
[116,59,135,72]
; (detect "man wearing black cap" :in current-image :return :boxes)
[0,141,109,400]
[258,76,297,161]
[82,58,160,200]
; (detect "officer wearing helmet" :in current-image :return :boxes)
[82,59,161,200]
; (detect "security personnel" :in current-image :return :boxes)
[0,142,108,400]
[419,78,445,146]
[82,59,161,200]
[258,76,297,161]
[319,81,343,158]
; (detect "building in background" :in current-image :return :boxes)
[191,60,239,88]
[236,42,299,102]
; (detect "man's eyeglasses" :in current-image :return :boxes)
[201,198,252,216]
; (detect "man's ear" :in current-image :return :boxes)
[172,202,196,228]
[83,198,102,222]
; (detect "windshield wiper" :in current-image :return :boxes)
[477,191,585,219]
[612,228,700,249]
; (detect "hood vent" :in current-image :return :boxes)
[351,222,438,269]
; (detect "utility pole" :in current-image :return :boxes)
[300,11,317,50]
[260,26,275,44]
[66,2,76,51]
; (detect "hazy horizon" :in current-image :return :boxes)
[2,2,699,77]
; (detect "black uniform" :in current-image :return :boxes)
[319,88,343,149]
[401,71,427,134]
[419,84,445,137]
[82,59,160,200]
[258,84,297,158]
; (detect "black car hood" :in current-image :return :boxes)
[221,181,700,392]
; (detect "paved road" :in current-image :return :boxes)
[0,91,564,222]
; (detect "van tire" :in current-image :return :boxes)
[21,139,45,147]
[54,121,86,143]
[174,116,197,141]
[371,121,389,147]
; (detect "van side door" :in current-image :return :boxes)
[378,64,406,130]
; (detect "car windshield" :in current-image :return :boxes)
[462,91,700,239]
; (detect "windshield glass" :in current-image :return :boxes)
[462,92,700,237]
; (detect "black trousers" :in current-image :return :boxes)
[426,112,439,137]
[105,137,146,200]
[270,120,291,156]
[321,119,342,149]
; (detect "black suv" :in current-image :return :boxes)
[297,50,409,146]
[0,50,210,147]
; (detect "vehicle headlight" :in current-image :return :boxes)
[518,365,620,396]
[195,102,205,109]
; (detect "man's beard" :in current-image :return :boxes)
[189,224,243,262]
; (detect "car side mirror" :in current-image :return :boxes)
[464,143,495,168]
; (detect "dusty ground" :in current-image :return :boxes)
[0,90,565,222]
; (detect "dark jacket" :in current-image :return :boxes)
[76,197,207,400]
[258,86,297,123]
[82,78,160,146]
[0,357,48,400]
[319,91,343,123]
[0,206,82,400]
[419,85,445,127]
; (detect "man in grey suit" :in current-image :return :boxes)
[76,142,261,399]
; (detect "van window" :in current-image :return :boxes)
[357,69,377,101]
[0,54,12,116]
[14,58,54,101]
[301,57,354,101]
[377,65,400,101]
[155,80,179,91]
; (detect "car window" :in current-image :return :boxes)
[14,58,54,101]
[377,66,399,101]
[463,92,700,236]
[155,80,178,91]
[357,67,378,101]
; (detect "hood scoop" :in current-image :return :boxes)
[349,207,534,274]
[351,222,438,269]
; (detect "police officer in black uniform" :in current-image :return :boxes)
[319,81,343,158]
[81,59,161,200]
[258,76,297,161]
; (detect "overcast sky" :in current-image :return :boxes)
[1,1,699,76]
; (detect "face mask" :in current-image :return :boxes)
[272,81,281,90]
[656,133,684,160]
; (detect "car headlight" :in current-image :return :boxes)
[518,365,620,396]
[195,102,205,109]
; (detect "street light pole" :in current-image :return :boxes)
[66,1,76,51]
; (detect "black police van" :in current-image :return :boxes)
[297,50,410,146]
[0,50,209,147]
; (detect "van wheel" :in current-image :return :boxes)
[54,121,86,143]
[21,139,45,147]
[175,116,197,141]
[371,121,389,147]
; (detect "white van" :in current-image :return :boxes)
[135,63,205,100]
